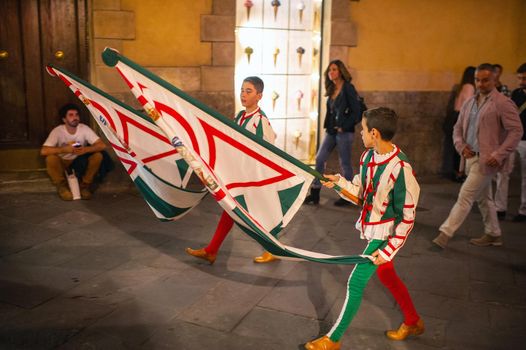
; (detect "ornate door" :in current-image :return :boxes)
[0,0,88,150]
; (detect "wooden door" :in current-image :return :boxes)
[0,0,87,149]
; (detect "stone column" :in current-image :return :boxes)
[198,0,236,117]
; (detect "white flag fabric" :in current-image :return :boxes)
[46,65,207,221]
[102,48,370,264]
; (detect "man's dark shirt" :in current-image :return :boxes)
[511,88,526,140]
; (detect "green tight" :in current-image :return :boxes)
[327,239,385,341]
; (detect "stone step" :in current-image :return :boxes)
[0,166,136,194]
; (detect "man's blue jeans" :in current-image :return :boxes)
[313,131,354,188]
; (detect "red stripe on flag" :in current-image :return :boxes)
[89,99,117,131]
[117,156,137,175]
[213,189,226,201]
[116,67,135,89]
[142,149,178,163]
[199,119,295,189]
[154,102,201,153]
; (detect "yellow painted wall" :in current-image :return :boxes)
[348,0,525,91]
[120,0,212,66]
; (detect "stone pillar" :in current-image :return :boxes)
[199,0,236,117]
[329,0,357,63]
[91,2,135,101]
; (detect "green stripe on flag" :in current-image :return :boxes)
[278,182,303,216]
[134,177,191,218]
[232,207,370,265]
[234,194,248,211]
[175,159,190,181]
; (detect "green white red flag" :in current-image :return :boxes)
[102,48,369,264]
[46,65,207,221]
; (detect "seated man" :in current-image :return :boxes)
[41,103,109,200]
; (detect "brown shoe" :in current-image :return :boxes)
[386,318,425,340]
[304,336,340,350]
[253,251,279,263]
[57,183,73,201]
[432,232,450,249]
[80,182,92,200]
[185,247,216,264]
[469,234,502,247]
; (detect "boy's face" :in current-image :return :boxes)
[240,82,262,110]
[360,118,375,149]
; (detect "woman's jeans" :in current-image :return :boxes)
[313,131,354,188]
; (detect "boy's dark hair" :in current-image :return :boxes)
[59,103,81,122]
[243,76,264,93]
[476,63,495,73]
[363,107,398,141]
[517,63,526,74]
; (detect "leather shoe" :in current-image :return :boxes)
[253,251,279,263]
[80,182,92,200]
[304,336,340,350]
[469,234,502,247]
[432,232,449,249]
[185,247,216,264]
[497,211,506,221]
[513,214,526,222]
[57,183,73,201]
[386,318,425,340]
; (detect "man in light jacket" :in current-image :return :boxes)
[432,63,523,249]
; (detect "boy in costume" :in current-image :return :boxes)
[305,107,424,350]
[185,76,279,264]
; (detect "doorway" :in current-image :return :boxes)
[0,0,88,170]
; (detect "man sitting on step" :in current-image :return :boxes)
[41,103,110,200]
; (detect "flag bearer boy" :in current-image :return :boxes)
[185,76,279,264]
[305,107,424,350]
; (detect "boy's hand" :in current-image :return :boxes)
[321,174,340,189]
[371,250,388,265]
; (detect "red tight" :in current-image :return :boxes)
[204,211,234,255]
[376,261,420,325]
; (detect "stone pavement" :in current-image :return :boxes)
[0,171,525,350]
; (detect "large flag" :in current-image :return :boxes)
[102,48,370,264]
[46,65,207,221]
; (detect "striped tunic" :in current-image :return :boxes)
[234,107,276,144]
[335,145,420,261]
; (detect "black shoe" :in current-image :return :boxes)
[512,214,526,222]
[497,211,506,221]
[334,198,350,207]
[304,188,320,205]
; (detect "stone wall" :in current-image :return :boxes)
[91,0,236,118]
[324,91,450,177]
